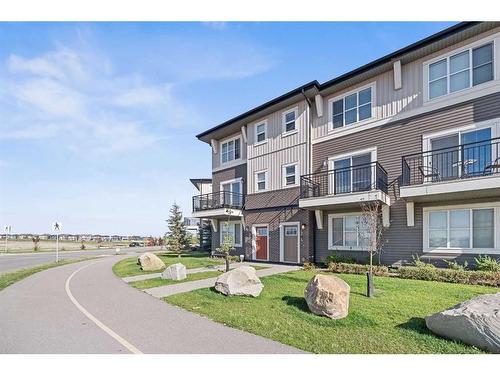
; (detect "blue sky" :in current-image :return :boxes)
[0,21,455,236]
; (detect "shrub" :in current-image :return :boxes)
[474,255,500,272]
[398,266,500,287]
[412,255,435,268]
[302,261,316,271]
[326,254,358,265]
[227,255,241,263]
[444,259,468,271]
[327,262,389,276]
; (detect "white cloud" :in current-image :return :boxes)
[1,46,195,156]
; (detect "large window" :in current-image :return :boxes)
[282,108,298,134]
[221,179,242,207]
[220,222,242,247]
[332,86,372,129]
[221,137,241,164]
[330,152,372,194]
[428,208,495,249]
[282,163,298,187]
[329,214,370,249]
[428,42,494,100]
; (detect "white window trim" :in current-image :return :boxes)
[282,106,299,136]
[282,162,299,188]
[251,224,269,261]
[254,169,268,193]
[220,221,243,247]
[327,212,369,252]
[327,82,377,133]
[220,134,242,165]
[327,147,377,194]
[279,222,301,263]
[423,202,500,254]
[423,33,500,104]
[254,120,268,146]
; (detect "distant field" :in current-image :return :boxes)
[1,239,140,253]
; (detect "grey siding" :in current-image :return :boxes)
[312,27,500,141]
[313,91,500,266]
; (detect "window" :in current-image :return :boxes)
[282,163,297,187]
[428,208,495,249]
[221,137,241,164]
[285,226,298,236]
[255,122,267,144]
[221,222,242,247]
[282,108,298,134]
[331,152,372,194]
[428,42,494,100]
[329,214,370,249]
[332,86,372,129]
[221,179,242,207]
[255,171,267,191]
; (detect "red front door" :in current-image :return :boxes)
[255,226,268,260]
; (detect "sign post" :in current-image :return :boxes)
[52,222,62,262]
[4,225,11,253]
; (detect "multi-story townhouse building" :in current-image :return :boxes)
[192,22,500,266]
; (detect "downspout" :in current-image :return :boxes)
[300,89,316,264]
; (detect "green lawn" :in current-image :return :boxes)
[129,271,222,289]
[165,270,497,354]
[0,257,96,291]
[112,252,224,277]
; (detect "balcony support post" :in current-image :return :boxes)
[314,210,323,229]
[382,205,390,227]
[406,202,414,227]
[210,219,218,232]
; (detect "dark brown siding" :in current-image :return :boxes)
[244,188,314,263]
[313,92,500,266]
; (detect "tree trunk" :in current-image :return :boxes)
[225,255,230,272]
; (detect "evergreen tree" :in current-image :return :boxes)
[166,203,190,257]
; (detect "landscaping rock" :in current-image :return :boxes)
[214,266,263,297]
[304,274,350,319]
[162,263,187,281]
[137,252,165,271]
[425,292,500,353]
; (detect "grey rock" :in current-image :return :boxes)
[162,263,187,281]
[137,252,165,271]
[426,292,500,353]
[214,266,263,297]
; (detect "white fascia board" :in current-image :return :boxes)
[299,190,391,209]
[191,208,243,219]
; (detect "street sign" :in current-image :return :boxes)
[52,222,62,232]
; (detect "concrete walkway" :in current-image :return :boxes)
[143,264,301,298]
[0,256,303,353]
[122,261,271,283]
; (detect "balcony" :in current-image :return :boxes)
[401,137,500,202]
[299,161,390,211]
[191,191,244,219]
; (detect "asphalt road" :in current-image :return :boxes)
[0,246,161,274]
[0,255,303,354]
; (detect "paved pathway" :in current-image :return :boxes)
[0,256,303,354]
[122,261,271,283]
[143,264,301,298]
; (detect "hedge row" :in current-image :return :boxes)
[326,262,500,287]
[397,266,500,287]
[327,262,389,276]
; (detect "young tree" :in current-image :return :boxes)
[32,235,40,251]
[359,199,386,298]
[217,209,237,272]
[166,203,190,257]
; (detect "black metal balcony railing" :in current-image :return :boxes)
[300,161,388,199]
[192,191,245,212]
[402,137,500,186]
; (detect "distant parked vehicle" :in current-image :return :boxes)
[129,242,141,247]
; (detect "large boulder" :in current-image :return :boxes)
[304,274,350,319]
[137,252,165,271]
[214,266,263,297]
[162,263,187,280]
[425,293,500,353]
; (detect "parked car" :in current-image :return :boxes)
[128,242,141,247]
